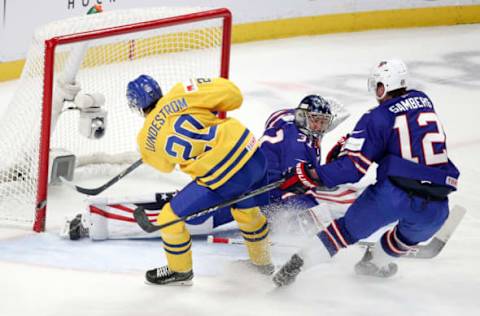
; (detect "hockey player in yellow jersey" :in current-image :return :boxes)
[127,75,273,285]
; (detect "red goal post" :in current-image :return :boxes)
[0,7,232,232]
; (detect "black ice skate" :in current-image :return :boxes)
[272,253,304,287]
[64,214,89,240]
[145,266,193,286]
[354,247,398,278]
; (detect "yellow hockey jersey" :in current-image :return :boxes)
[137,77,259,189]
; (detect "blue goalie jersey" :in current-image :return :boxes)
[260,109,321,205]
[316,90,460,190]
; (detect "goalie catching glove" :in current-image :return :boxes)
[280,162,322,194]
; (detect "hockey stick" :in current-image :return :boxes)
[359,205,466,259]
[60,158,143,195]
[134,179,284,233]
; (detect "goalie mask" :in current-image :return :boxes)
[126,74,163,116]
[294,95,333,139]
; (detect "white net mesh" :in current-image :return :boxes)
[0,7,228,228]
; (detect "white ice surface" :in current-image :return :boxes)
[1,24,480,316]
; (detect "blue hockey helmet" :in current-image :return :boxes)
[295,94,333,138]
[126,74,162,116]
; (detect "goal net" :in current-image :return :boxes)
[0,7,231,231]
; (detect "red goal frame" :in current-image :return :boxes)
[34,8,232,232]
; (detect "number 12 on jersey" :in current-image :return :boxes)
[394,112,448,166]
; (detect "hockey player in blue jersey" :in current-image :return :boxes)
[273,59,460,286]
[260,95,349,213]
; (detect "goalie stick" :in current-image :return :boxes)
[134,179,284,233]
[207,205,466,259]
[60,158,143,195]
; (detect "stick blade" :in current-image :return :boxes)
[74,186,103,196]
[59,176,103,195]
[406,204,466,259]
[134,207,160,233]
[435,204,466,243]
[407,238,445,259]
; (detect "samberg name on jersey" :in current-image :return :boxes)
[388,96,433,114]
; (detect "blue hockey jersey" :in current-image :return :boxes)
[316,90,459,189]
[260,109,321,205]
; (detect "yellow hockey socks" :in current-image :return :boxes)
[231,207,272,266]
[157,203,192,273]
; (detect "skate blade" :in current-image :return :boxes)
[144,279,193,286]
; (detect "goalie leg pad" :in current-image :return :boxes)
[157,203,192,273]
[231,207,272,266]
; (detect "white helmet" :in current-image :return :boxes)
[368,59,408,99]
